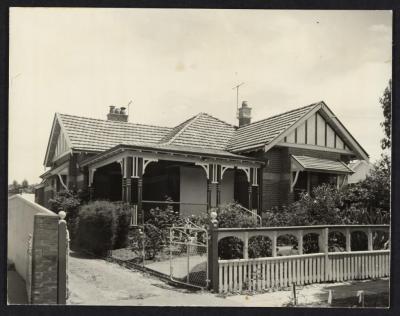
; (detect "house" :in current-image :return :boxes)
[347,160,374,184]
[35,101,368,223]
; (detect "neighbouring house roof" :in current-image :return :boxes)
[227,103,318,152]
[291,155,354,174]
[44,100,368,167]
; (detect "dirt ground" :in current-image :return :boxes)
[67,252,389,307]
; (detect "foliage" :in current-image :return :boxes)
[8,179,37,195]
[214,203,259,228]
[380,79,391,150]
[113,203,132,249]
[249,236,272,258]
[76,200,131,255]
[49,190,81,245]
[210,203,260,259]
[342,155,390,224]
[130,223,164,260]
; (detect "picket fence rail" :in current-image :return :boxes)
[218,250,390,293]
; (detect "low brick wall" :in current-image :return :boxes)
[8,195,66,305]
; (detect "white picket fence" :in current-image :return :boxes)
[218,250,390,293]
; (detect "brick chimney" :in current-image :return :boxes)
[238,101,252,127]
[107,106,128,122]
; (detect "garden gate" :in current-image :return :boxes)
[169,221,209,288]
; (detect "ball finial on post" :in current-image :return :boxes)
[58,211,67,221]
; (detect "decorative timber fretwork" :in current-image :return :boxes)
[221,164,235,180]
[237,166,250,182]
[143,158,158,175]
[88,168,96,187]
[290,170,301,192]
[195,162,210,179]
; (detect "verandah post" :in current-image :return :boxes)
[208,212,219,292]
[207,178,212,211]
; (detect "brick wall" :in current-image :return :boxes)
[259,146,352,210]
[31,214,59,304]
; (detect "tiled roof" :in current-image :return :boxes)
[227,103,319,152]
[292,155,354,174]
[58,113,172,152]
[161,112,236,150]
[54,101,359,163]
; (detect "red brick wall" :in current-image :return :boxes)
[31,214,59,304]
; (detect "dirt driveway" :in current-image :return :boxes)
[68,252,239,306]
[67,252,389,307]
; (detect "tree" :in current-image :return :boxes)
[21,179,29,192]
[380,79,391,150]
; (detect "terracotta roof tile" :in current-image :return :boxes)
[227,103,319,152]
[58,113,172,152]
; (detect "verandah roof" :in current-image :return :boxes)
[80,143,265,168]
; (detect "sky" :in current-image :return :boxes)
[9,8,392,184]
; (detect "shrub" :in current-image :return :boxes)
[130,223,164,260]
[249,236,272,258]
[76,200,131,255]
[49,190,81,246]
[113,203,132,249]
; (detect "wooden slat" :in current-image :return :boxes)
[321,256,325,282]
[219,264,223,292]
[257,262,262,291]
[224,263,228,292]
[238,262,243,292]
[261,262,266,290]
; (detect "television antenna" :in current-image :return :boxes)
[232,82,245,117]
[126,100,133,120]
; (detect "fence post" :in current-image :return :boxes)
[208,212,219,292]
[345,228,351,252]
[323,228,329,281]
[243,232,249,259]
[367,228,373,251]
[57,211,67,305]
[297,230,303,255]
[272,231,277,257]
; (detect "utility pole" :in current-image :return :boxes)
[232,82,245,119]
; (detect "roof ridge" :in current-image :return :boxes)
[166,113,203,145]
[199,112,236,128]
[237,101,321,129]
[57,112,172,129]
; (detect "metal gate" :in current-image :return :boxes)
[169,220,209,288]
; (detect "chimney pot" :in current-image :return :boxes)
[106,106,128,122]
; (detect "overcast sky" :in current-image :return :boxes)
[9,8,392,184]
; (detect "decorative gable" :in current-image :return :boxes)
[53,128,70,161]
[280,111,350,151]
